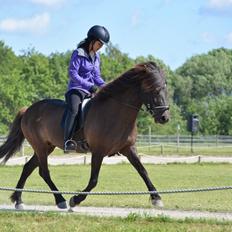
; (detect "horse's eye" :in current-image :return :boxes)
[164,80,168,87]
[154,89,160,95]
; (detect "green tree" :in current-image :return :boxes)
[101,43,134,81]
[176,48,232,100]
[0,41,24,133]
[187,96,232,135]
[175,48,232,135]
[19,49,52,102]
[1,41,230,135]
[48,51,71,99]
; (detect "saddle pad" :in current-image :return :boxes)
[61,98,92,132]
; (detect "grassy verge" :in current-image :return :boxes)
[1,211,232,232]
[0,163,231,212]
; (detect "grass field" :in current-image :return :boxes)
[1,211,232,232]
[0,163,231,212]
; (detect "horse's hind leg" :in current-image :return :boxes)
[36,148,67,209]
[69,154,103,208]
[10,154,39,209]
[121,146,164,208]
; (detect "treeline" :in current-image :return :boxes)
[0,41,231,135]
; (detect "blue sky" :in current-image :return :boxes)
[0,0,232,70]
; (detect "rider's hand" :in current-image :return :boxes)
[90,85,98,93]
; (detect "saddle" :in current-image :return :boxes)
[61,98,92,152]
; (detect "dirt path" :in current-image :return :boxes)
[4,155,232,166]
[0,204,232,221]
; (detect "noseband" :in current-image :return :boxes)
[145,104,169,117]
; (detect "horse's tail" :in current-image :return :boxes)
[0,107,27,164]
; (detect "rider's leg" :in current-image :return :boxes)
[64,90,83,152]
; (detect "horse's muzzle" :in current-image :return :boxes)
[154,110,170,124]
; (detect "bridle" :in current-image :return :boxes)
[143,85,169,117]
[145,103,169,117]
[102,67,170,117]
[110,96,169,117]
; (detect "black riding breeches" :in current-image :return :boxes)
[64,89,88,141]
[65,89,88,115]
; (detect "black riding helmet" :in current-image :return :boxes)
[87,25,110,44]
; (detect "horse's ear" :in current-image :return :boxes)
[135,63,149,72]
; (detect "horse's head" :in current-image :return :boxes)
[138,62,170,124]
[95,61,170,124]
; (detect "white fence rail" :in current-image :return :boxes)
[0,135,232,156]
[136,134,232,147]
[1,135,231,146]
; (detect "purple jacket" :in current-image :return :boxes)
[67,48,105,94]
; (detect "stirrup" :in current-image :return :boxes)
[64,139,77,153]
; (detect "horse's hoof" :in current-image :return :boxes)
[57,201,67,209]
[68,207,74,213]
[15,203,24,210]
[152,198,164,208]
[69,196,76,208]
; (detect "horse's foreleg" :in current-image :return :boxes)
[69,154,103,208]
[10,154,39,209]
[37,153,67,209]
[122,146,164,208]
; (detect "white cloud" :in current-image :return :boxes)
[0,13,50,33]
[30,0,65,6]
[225,32,232,44]
[199,0,232,16]
[208,0,232,9]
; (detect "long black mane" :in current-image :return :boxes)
[95,61,164,100]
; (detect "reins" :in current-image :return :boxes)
[109,96,142,112]
[109,96,169,116]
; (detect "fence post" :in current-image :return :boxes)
[176,124,180,153]
[148,126,151,151]
[191,132,194,153]
[160,144,163,155]
[20,144,24,156]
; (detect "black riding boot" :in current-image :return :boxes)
[64,110,77,153]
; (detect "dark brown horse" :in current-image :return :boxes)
[0,61,169,210]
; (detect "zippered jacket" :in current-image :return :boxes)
[67,48,105,94]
